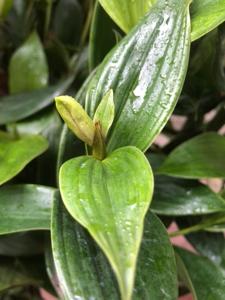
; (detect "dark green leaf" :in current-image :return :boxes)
[59,146,153,300]
[0,76,74,125]
[86,0,191,152]
[0,135,48,185]
[176,247,225,300]
[0,185,55,234]
[9,31,49,94]
[89,2,119,70]
[151,180,225,216]
[51,195,177,300]
[158,133,225,179]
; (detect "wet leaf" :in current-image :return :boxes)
[51,195,177,300]
[0,134,48,185]
[59,147,153,300]
[0,184,55,234]
[86,0,191,152]
[9,31,49,94]
[158,133,225,179]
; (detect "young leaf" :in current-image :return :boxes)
[93,89,115,138]
[9,31,49,94]
[98,0,156,34]
[59,146,154,300]
[0,134,48,185]
[0,185,55,234]
[86,0,191,153]
[158,133,225,179]
[51,195,177,300]
[55,95,95,146]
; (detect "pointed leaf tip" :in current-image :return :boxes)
[93,89,115,138]
[55,95,95,146]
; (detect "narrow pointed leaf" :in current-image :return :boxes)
[55,95,95,146]
[151,180,225,216]
[0,134,48,185]
[51,195,177,300]
[191,0,225,41]
[9,31,49,94]
[98,0,155,34]
[0,185,55,234]
[59,146,153,300]
[0,75,74,125]
[93,89,114,138]
[158,133,225,179]
[86,0,191,152]
[176,248,225,300]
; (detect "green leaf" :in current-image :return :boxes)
[89,2,119,70]
[158,133,225,179]
[55,95,95,146]
[0,134,48,185]
[59,146,153,300]
[151,180,225,216]
[93,89,115,138]
[0,0,13,18]
[190,0,225,41]
[9,31,49,94]
[176,247,225,300]
[86,0,191,152]
[0,76,74,125]
[98,0,156,34]
[51,195,177,300]
[0,184,54,234]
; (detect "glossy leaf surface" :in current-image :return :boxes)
[176,248,225,300]
[86,0,191,152]
[59,146,153,300]
[0,75,74,125]
[0,135,48,185]
[191,0,225,41]
[0,185,54,234]
[9,31,48,94]
[98,0,155,34]
[158,133,225,179]
[51,195,177,300]
[151,180,225,216]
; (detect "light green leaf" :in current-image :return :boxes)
[0,134,48,185]
[176,247,225,300]
[158,133,225,179]
[59,146,153,300]
[51,195,177,300]
[191,0,225,41]
[55,95,95,146]
[98,0,225,42]
[98,0,155,34]
[93,89,114,138]
[0,185,55,234]
[9,31,49,94]
[86,0,191,152]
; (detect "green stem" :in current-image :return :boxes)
[44,0,53,38]
[169,215,225,237]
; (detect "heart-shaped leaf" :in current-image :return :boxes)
[158,133,225,179]
[51,194,177,300]
[98,0,155,34]
[0,184,55,234]
[59,146,153,300]
[9,31,49,94]
[0,134,48,185]
[85,0,191,152]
